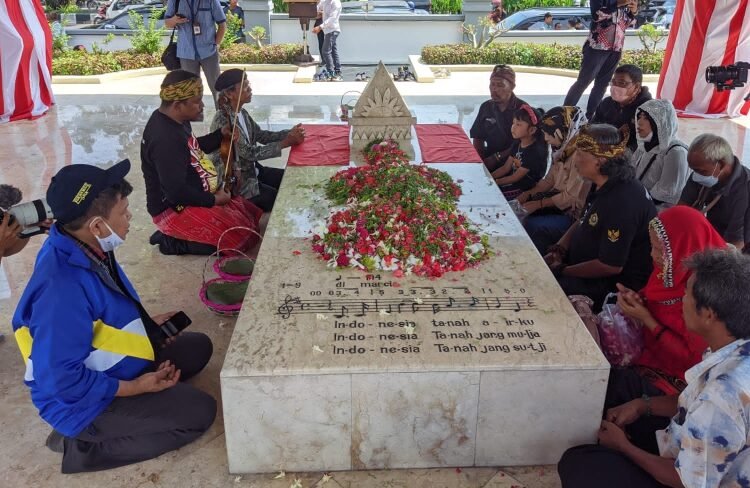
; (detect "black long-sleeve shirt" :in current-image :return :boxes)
[141,110,223,216]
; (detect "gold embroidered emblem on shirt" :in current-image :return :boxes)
[608,229,621,243]
[588,212,599,226]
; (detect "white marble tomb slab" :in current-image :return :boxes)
[351,372,480,469]
[221,162,609,473]
[222,374,351,473]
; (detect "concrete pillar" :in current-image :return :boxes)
[242,0,273,44]
[462,0,491,30]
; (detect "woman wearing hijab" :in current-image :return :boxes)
[609,207,727,412]
[632,99,689,210]
[518,106,591,254]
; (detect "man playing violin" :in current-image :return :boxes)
[209,69,306,212]
[141,70,263,255]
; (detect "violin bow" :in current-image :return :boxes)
[224,69,246,188]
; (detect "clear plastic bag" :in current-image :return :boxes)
[597,293,644,367]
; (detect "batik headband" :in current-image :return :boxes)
[575,126,629,159]
[520,104,538,125]
[160,78,203,102]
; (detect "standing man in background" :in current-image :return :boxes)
[312,0,342,81]
[164,0,227,103]
[563,0,638,118]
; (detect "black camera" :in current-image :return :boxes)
[705,62,749,92]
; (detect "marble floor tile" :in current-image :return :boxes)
[501,466,561,488]
[330,467,502,488]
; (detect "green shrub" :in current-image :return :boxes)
[503,0,575,14]
[431,0,462,14]
[221,11,245,49]
[110,51,161,70]
[50,21,70,53]
[128,7,167,55]
[52,51,121,75]
[248,26,268,48]
[421,42,664,74]
[220,43,303,64]
[272,0,288,13]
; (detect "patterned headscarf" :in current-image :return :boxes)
[575,125,630,159]
[160,77,203,102]
[490,64,516,86]
[541,106,587,162]
[644,206,726,301]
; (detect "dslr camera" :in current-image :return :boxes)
[0,185,54,238]
[705,62,749,92]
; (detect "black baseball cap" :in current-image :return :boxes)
[46,159,131,224]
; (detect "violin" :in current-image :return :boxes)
[219,70,246,195]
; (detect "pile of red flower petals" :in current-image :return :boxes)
[312,139,491,278]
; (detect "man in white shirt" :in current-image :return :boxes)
[530,12,554,30]
[312,0,342,81]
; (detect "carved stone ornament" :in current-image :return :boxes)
[349,61,416,143]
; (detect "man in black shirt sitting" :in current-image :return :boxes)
[545,124,656,309]
[679,134,750,251]
[470,65,527,172]
[141,70,263,255]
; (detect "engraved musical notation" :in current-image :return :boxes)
[276,294,537,319]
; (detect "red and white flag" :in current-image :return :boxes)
[0,0,55,123]
[657,0,750,118]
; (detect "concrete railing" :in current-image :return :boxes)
[269,13,465,65]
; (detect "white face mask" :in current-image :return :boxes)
[610,85,631,103]
[691,163,720,188]
[92,220,125,252]
[636,132,653,143]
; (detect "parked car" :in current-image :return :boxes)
[92,4,164,29]
[650,0,675,29]
[105,0,165,19]
[497,7,592,31]
[342,1,428,15]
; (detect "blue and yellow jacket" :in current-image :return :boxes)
[12,225,155,437]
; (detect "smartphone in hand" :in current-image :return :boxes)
[160,311,192,340]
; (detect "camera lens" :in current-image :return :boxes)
[8,199,53,227]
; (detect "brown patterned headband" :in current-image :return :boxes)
[160,78,203,102]
[575,126,629,159]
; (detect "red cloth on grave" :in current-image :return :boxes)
[287,124,351,166]
[415,124,483,163]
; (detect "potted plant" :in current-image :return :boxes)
[59,1,80,27]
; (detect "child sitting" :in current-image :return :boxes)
[491,105,549,200]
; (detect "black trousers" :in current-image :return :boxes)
[248,164,285,213]
[558,444,670,488]
[60,332,216,473]
[314,18,324,57]
[564,43,623,118]
[605,368,671,454]
[558,369,672,488]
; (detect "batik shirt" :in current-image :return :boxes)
[587,1,635,52]
[657,339,750,488]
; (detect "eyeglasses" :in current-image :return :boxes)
[610,80,634,88]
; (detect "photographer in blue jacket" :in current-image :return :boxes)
[12,160,216,473]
